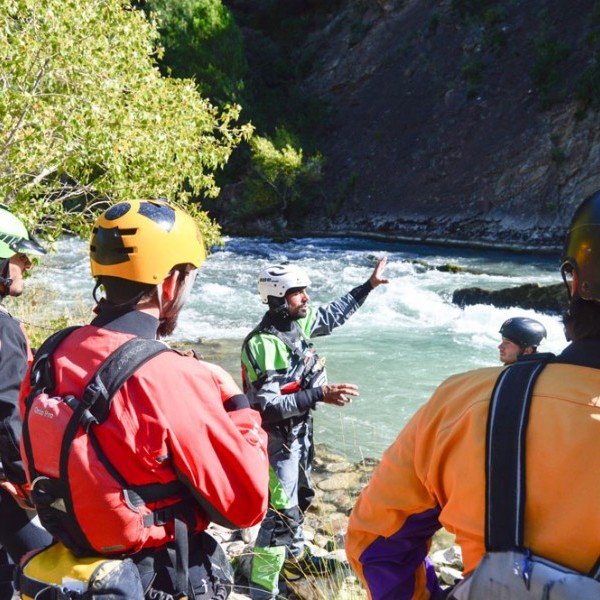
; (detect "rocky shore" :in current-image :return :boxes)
[208,444,463,600]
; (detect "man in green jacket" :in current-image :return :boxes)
[241,259,388,600]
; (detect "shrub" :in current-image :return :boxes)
[240,128,325,225]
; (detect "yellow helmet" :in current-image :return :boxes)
[89,199,206,284]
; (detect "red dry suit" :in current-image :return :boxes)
[19,309,269,552]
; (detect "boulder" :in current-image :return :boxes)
[452,283,567,314]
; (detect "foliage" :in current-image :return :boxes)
[240,128,324,224]
[451,0,498,20]
[532,35,570,109]
[576,2,600,112]
[224,1,326,143]
[142,0,247,104]
[0,0,252,248]
[137,0,327,230]
[461,58,484,98]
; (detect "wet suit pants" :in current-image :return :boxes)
[250,419,314,600]
[0,486,52,599]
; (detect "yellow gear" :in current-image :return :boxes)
[89,199,206,284]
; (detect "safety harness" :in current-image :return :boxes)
[242,316,322,385]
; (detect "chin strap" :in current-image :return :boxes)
[268,295,290,319]
[92,278,153,311]
[560,266,573,302]
[0,260,11,297]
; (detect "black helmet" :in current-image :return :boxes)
[499,317,547,348]
[561,189,600,301]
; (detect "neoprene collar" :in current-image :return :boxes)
[91,304,159,339]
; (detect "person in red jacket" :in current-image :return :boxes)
[20,198,269,598]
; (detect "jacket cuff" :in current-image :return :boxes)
[223,394,251,412]
[295,388,323,411]
[350,281,373,306]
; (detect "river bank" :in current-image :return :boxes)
[212,443,461,600]
[224,217,565,257]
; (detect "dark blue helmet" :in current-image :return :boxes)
[499,317,547,348]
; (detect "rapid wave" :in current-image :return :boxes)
[33,235,566,460]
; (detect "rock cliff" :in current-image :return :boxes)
[234,0,600,252]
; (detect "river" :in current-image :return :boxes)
[34,235,567,462]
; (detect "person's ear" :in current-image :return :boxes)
[571,271,579,297]
[161,270,181,304]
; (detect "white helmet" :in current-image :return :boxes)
[258,264,311,304]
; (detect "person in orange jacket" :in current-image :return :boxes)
[0,205,51,599]
[346,190,600,599]
[19,199,269,598]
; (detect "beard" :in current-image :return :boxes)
[157,312,179,338]
[288,305,308,320]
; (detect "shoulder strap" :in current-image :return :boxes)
[486,354,600,580]
[29,330,170,424]
[82,338,170,423]
[29,325,82,392]
[242,322,268,379]
[485,356,552,551]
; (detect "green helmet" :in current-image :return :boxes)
[561,190,600,301]
[0,205,46,259]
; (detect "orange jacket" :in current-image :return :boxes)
[20,322,268,548]
[346,342,600,599]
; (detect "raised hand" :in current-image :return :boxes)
[369,257,390,288]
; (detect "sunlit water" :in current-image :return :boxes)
[33,236,567,462]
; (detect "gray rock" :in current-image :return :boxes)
[452,282,567,314]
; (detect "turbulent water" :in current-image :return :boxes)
[34,235,567,462]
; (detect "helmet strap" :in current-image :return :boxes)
[268,296,289,319]
[92,278,152,311]
[155,281,165,313]
[560,267,574,302]
[92,280,103,305]
[0,277,11,298]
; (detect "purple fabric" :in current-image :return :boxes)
[359,506,443,600]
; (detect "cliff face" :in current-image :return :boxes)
[286,0,600,252]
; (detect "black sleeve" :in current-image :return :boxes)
[349,280,374,306]
[0,313,28,486]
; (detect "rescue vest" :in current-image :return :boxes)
[21,327,196,558]
[242,319,326,396]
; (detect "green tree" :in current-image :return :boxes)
[143,0,247,104]
[243,127,324,225]
[0,0,252,247]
